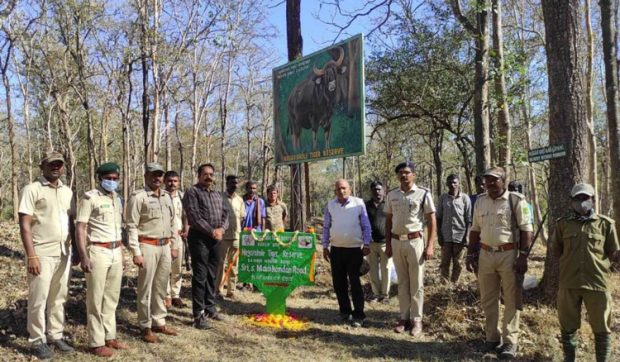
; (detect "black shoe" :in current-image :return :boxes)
[480,341,501,353]
[206,311,224,321]
[193,313,213,330]
[32,341,54,360]
[350,318,365,328]
[498,343,518,359]
[49,338,74,353]
[340,313,352,324]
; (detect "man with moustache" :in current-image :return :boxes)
[75,162,129,357]
[19,151,76,359]
[322,179,372,327]
[242,180,265,231]
[164,171,189,308]
[365,181,390,303]
[385,161,436,337]
[265,184,288,231]
[127,163,179,343]
[216,175,245,298]
[466,167,532,359]
[182,163,229,329]
[437,174,471,283]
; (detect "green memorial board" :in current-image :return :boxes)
[238,231,317,314]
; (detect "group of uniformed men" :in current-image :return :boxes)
[321,162,618,361]
[18,152,288,359]
[18,151,618,361]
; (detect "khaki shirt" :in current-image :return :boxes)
[552,214,619,291]
[127,188,176,256]
[223,192,245,243]
[266,201,288,231]
[76,187,123,243]
[384,184,435,235]
[470,190,533,247]
[18,177,75,257]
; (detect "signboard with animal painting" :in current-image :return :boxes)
[272,34,365,165]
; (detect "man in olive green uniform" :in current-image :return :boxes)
[265,184,288,231]
[466,167,532,359]
[19,151,76,360]
[127,163,179,343]
[216,175,245,298]
[552,183,619,362]
[164,170,188,308]
[76,162,129,357]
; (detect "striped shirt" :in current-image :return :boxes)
[182,184,229,236]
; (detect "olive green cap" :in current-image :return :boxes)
[97,162,121,175]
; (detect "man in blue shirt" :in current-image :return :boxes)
[242,181,265,231]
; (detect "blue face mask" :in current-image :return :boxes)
[101,179,118,192]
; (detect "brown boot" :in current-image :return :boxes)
[171,298,186,308]
[164,298,172,308]
[141,328,159,343]
[105,339,129,350]
[410,319,423,337]
[152,325,178,336]
[90,346,114,357]
[394,320,412,334]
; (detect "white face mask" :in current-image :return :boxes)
[101,179,118,192]
[571,199,593,215]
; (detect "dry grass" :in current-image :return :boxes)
[0,221,618,361]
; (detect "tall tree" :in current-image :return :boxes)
[491,0,511,176]
[541,0,592,300]
[599,0,620,227]
[451,0,491,173]
[286,0,304,231]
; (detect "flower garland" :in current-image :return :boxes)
[245,227,315,248]
[271,230,299,248]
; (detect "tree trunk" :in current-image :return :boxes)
[139,0,151,165]
[287,0,305,231]
[1,43,18,222]
[600,0,620,226]
[541,0,592,301]
[585,0,598,210]
[451,0,491,174]
[492,0,511,178]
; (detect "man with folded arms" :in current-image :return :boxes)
[76,162,129,357]
[127,163,179,342]
[182,163,229,329]
[19,151,76,359]
[385,161,436,337]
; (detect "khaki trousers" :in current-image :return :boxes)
[167,235,184,299]
[478,249,520,345]
[86,245,123,347]
[439,243,465,282]
[391,237,425,321]
[27,253,71,344]
[557,288,612,334]
[215,239,238,294]
[137,243,171,329]
[368,242,391,297]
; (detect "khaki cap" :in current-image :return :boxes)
[482,166,506,179]
[40,151,65,165]
[570,183,595,198]
[145,162,165,173]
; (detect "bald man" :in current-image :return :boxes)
[322,179,372,327]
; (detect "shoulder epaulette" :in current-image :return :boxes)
[83,189,99,199]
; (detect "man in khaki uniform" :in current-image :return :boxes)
[265,184,288,231]
[127,163,179,343]
[385,161,436,337]
[552,183,619,362]
[164,170,188,308]
[76,162,129,357]
[466,167,532,359]
[19,151,76,359]
[216,175,245,298]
